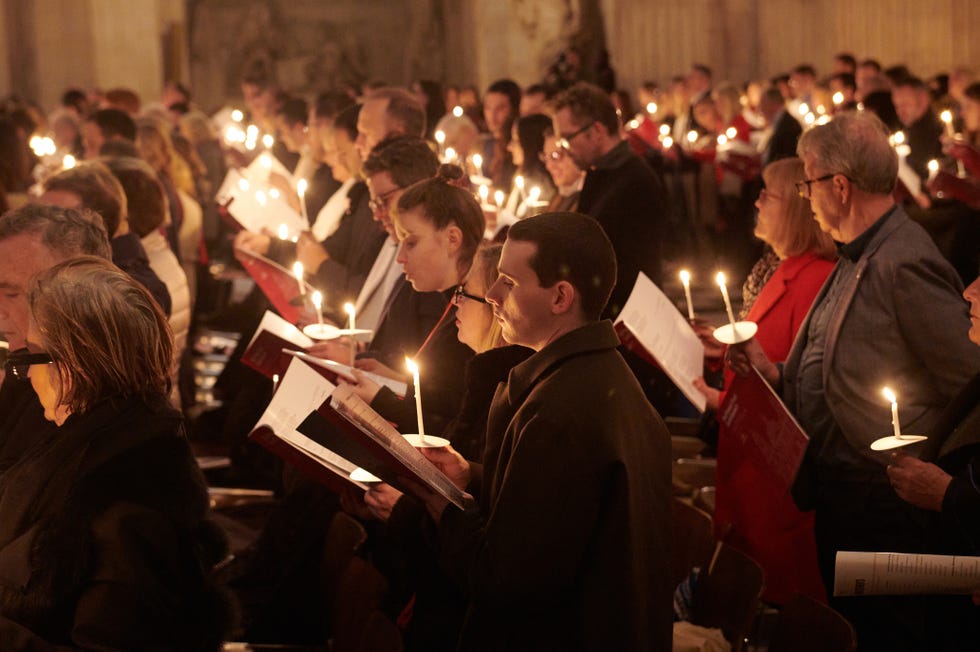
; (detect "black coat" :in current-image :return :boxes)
[0,396,233,650]
[433,322,673,651]
[0,372,55,474]
[762,110,803,166]
[577,141,668,318]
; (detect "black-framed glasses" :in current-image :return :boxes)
[539,150,566,163]
[795,173,839,199]
[453,285,488,305]
[557,121,595,150]
[4,351,53,381]
[368,187,401,215]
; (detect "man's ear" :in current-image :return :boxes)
[551,280,576,315]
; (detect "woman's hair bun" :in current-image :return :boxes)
[436,163,468,189]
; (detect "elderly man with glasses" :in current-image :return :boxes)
[730,111,980,651]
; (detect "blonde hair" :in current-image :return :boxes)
[28,256,174,413]
[136,117,195,197]
[470,245,505,353]
[761,158,836,259]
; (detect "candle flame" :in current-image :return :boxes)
[312,291,322,309]
[832,91,844,106]
[255,190,267,206]
[679,269,691,285]
[928,159,940,174]
[662,136,673,149]
[717,134,728,146]
[405,357,419,375]
[515,175,525,189]
[646,102,657,114]
[344,302,355,316]
[434,130,445,144]
[297,178,308,197]
[262,134,274,149]
[472,153,483,169]
[62,154,76,170]
[940,110,953,125]
[494,189,505,206]
[292,261,304,281]
[259,154,272,169]
[452,105,464,118]
[238,178,249,192]
[893,131,906,145]
[798,103,810,116]
[725,127,737,139]
[715,271,727,287]
[659,124,671,136]
[529,186,541,201]
[444,147,456,160]
[882,387,897,404]
[478,185,489,200]
[686,130,698,143]
[231,109,244,123]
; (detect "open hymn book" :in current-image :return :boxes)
[249,356,468,509]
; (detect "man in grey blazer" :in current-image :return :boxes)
[731,111,980,651]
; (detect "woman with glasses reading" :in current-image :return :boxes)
[693,157,836,606]
[0,257,232,649]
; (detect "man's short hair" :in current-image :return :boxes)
[834,53,857,71]
[831,73,857,92]
[859,59,882,73]
[102,157,166,238]
[486,79,522,113]
[43,161,128,237]
[552,82,620,136]
[314,91,356,124]
[792,64,817,78]
[0,203,110,260]
[368,87,426,139]
[893,76,928,93]
[276,97,308,127]
[507,212,617,321]
[362,136,439,189]
[797,111,897,195]
[86,108,136,142]
[691,63,713,80]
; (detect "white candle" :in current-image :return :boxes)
[297,178,309,225]
[716,272,737,327]
[478,184,489,203]
[686,130,698,144]
[406,358,425,442]
[659,124,671,137]
[444,147,457,164]
[293,261,306,296]
[312,291,324,325]
[679,270,695,320]
[662,136,674,149]
[927,159,940,183]
[262,134,274,149]
[434,130,445,145]
[272,373,279,392]
[882,387,902,439]
[646,102,657,115]
[231,109,244,123]
[940,110,955,138]
[832,92,844,107]
[452,105,464,118]
[725,126,737,140]
[472,153,483,172]
[514,174,525,199]
[278,223,288,240]
[345,302,356,362]
[494,190,505,209]
[62,154,76,170]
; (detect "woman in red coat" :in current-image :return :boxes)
[695,157,836,605]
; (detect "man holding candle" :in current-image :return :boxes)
[729,112,980,650]
[891,77,944,181]
[418,212,672,651]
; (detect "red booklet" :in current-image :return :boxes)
[234,246,315,324]
[241,311,314,379]
[717,367,809,491]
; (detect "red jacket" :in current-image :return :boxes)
[715,252,835,605]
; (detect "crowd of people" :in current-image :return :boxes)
[0,46,977,650]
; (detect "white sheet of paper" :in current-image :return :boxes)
[834,551,980,596]
[244,151,295,185]
[227,182,308,236]
[255,357,365,488]
[897,156,923,197]
[247,310,314,350]
[614,272,707,412]
[283,349,408,398]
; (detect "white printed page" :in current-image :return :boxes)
[614,272,706,411]
[284,349,408,397]
[247,310,315,350]
[834,551,980,596]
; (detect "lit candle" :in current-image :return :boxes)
[62,154,76,170]
[927,159,940,183]
[406,358,425,442]
[717,134,728,146]
[434,130,445,146]
[646,102,657,114]
[231,109,244,123]
[345,302,356,362]
[528,186,541,203]
[832,91,844,107]
[272,373,279,392]
[514,174,525,199]
[893,131,906,146]
[297,178,309,224]
[293,261,306,296]
[478,184,489,205]
[262,133,274,149]
[679,270,695,320]
[312,290,324,325]
[686,130,698,144]
[452,105,464,118]
[716,272,737,327]
[798,103,810,116]
[940,110,955,138]
[472,153,483,172]
[494,189,505,209]
[659,124,671,137]
[278,223,288,240]
[725,126,737,140]
[882,387,902,439]
[662,136,674,149]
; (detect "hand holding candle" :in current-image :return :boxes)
[940,110,955,138]
[711,271,758,344]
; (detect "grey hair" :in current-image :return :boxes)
[0,203,111,260]
[797,111,897,195]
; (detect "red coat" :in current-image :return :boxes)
[715,252,835,605]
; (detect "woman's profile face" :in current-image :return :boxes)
[454,267,494,352]
[394,206,460,293]
[753,182,785,249]
[26,323,71,426]
[507,124,524,168]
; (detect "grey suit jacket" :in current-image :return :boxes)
[783,206,980,466]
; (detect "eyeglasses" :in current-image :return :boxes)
[758,188,783,202]
[557,121,595,151]
[539,150,566,164]
[795,173,840,199]
[453,285,488,305]
[4,351,53,381]
[368,187,401,215]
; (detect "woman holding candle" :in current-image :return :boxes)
[505,114,557,209]
[693,157,836,605]
[344,164,482,437]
